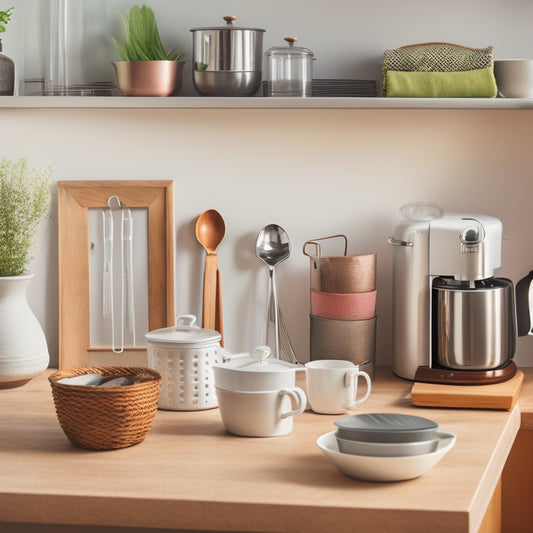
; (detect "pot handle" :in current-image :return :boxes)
[280,387,307,419]
[302,234,348,258]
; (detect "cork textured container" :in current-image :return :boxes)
[310,253,377,293]
[310,315,376,372]
[311,289,377,320]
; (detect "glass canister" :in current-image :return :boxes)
[265,37,314,97]
[22,0,117,95]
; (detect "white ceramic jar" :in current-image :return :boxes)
[213,346,307,437]
[145,314,240,411]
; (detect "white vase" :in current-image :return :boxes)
[0,274,49,389]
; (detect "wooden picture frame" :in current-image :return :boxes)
[58,180,175,369]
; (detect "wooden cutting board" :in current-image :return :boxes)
[411,370,524,411]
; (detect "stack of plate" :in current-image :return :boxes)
[311,79,377,97]
[316,413,456,482]
[262,79,377,97]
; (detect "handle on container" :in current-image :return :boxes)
[176,314,197,327]
[280,387,307,419]
[220,350,249,363]
[303,234,348,258]
[345,370,372,407]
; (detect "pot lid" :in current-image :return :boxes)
[222,346,298,373]
[265,37,314,58]
[145,314,221,344]
[190,15,265,33]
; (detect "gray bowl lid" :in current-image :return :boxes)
[334,413,439,433]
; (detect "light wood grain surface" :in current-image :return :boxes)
[411,371,524,411]
[0,368,523,533]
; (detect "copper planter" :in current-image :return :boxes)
[113,61,185,96]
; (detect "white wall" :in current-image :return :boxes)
[2,1,533,368]
[2,108,533,368]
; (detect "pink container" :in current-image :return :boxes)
[310,289,377,321]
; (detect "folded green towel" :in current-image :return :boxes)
[385,67,497,97]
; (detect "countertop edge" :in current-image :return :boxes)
[469,404,521,532]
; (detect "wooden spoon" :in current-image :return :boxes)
[195,209,226,344]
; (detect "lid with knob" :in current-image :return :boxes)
[265,37,314,59]
[190,15,265,32]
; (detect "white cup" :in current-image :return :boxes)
[305,360,371,414]
[215,386,307,437]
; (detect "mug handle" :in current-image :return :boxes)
[344,370,372,407]
[279,387,307,419]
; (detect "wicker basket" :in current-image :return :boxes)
[49,366,161,451]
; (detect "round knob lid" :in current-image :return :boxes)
[284,37,299,46]
[265,37,314,57]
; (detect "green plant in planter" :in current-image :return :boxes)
[0,7,14,34]
[0,157,54,277]
[113,4,185,62]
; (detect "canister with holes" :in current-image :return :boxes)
[145,314,235,411]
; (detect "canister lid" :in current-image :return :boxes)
[265,37,314,58]
[145,314,221,345]
[190,15,265,32]
[221,346,298,373]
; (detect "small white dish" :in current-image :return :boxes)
[317,430,456,482]
[335,431,441,457]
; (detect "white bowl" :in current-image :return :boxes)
[215,386,306,437]
[335,431,441,457]
[494,59,533,98]
[317,430,456,482]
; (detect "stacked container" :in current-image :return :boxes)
[303,235,377,379]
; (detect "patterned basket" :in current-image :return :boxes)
[49,366,161,451]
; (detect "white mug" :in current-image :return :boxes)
[215,386,307,437]
[305,360,371,414]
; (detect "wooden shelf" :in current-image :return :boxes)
[2,95,533,109]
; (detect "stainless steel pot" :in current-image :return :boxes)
[433,277,516,370]
[190,16,265,96]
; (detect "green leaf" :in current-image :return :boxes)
[113,4,185,62]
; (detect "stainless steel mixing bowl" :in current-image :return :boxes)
[190,16,265,96]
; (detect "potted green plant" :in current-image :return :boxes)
[0,7,14,95]
[112,4,186,96]
[0,157,54,389]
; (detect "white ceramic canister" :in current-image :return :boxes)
[213,346,303,392]
[145,314,240,411]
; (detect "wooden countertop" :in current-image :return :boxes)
[0,368,525,533]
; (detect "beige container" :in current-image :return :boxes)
[494,59,533,98]
[310,314,376,379]
[303,235,376,293]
